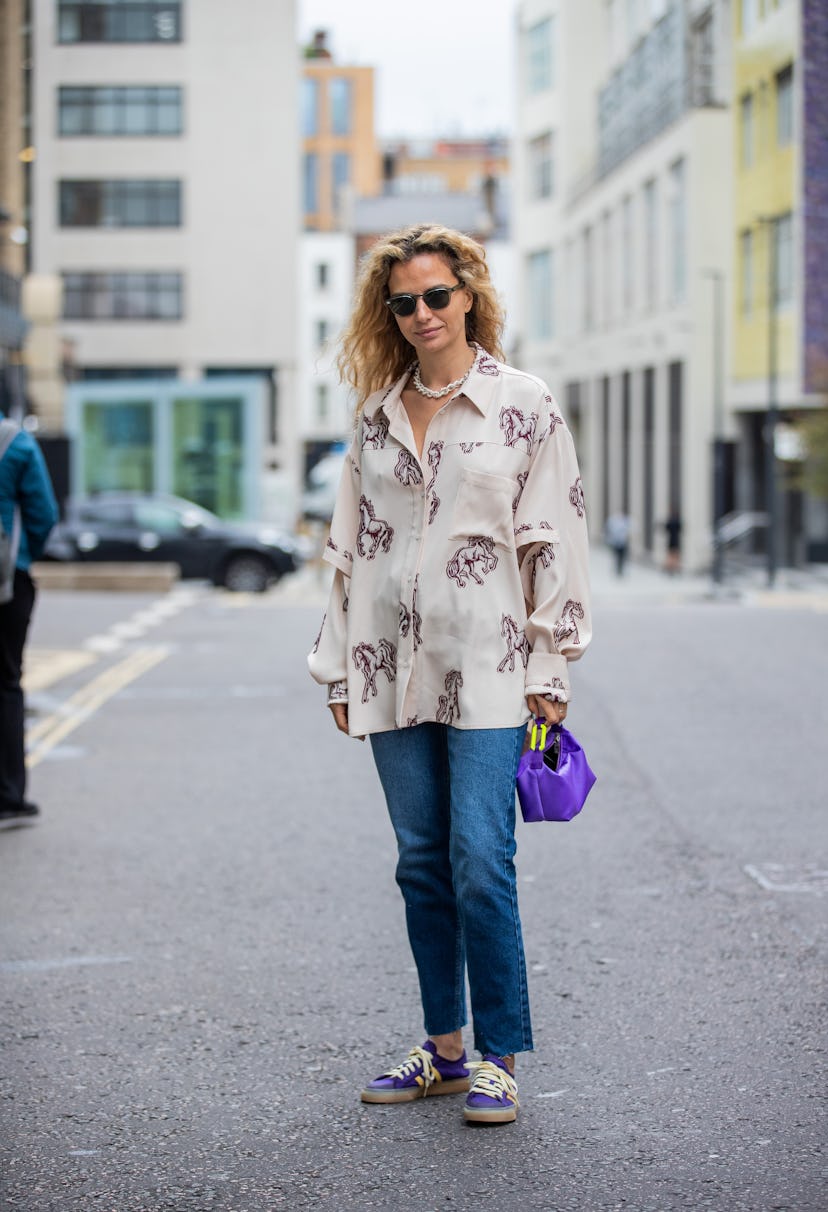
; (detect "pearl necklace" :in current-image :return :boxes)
[412,358,474,399]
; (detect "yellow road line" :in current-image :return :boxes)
[26,646,169,769]
[24,648,98,692]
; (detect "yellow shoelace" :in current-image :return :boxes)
[465,1060,519,1105]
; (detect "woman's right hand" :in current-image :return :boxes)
[329,702,364,740]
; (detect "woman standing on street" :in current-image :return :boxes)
[308,224,591,1125]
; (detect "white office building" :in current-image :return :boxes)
[30,0,300,522]
[515,0,732,572]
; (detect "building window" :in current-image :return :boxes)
[527,249,554,341]
[316,262,329,289]
[668,159,686,304]
[740,229,753,316]
[527,132,554,200]
[303,153,319,215]
[774,212,793,306]
[58,86,183,136]
[741,0,758,35]
[776,64,793,146]
[316,383,329,424]
[302,77,319,137]
[329,77,352,135]
[740,93,754,166]
[582,226,594,333]
[332,152,350,213]
[643,178,658,311]
[316,319,329,347]
[525,17,554,93]
[601,210,613,328]
[58,1,182,44]
[63,272,183,320]
[59,180,181,227]
[622,195,634,312]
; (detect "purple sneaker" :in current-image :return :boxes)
[361,1041,470,1104]
[463,1055,519,1124]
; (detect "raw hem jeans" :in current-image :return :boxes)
[370,721,533,1058]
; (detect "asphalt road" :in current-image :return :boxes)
[1,567,825,1212]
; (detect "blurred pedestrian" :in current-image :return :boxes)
[604,511,631,576]
[664,510,682,575]
[308,224,592,1125]
[0,412,59,823]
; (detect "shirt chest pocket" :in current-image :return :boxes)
[449,468,516,549]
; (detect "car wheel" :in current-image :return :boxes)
[222,554,273,593]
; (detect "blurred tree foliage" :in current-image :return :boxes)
[793,410,828,499]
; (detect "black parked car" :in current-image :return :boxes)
[44,493,305,592]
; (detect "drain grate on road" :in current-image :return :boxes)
[744,862,828,895]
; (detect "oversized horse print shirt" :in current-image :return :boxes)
[308,350,592,736]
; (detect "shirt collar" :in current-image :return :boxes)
[377,346,499,421]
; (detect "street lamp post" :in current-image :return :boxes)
[758,216,779,588]
[705,270,726,585]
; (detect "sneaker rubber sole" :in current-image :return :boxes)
[361,1076,470,1104]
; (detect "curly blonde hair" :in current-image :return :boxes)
[337,224,506,411]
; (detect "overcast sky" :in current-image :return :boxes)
[297,0,518,140]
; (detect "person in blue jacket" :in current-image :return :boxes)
[0,411,59,821]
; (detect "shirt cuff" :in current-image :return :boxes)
[525,653,570,702]
[327,680,348,705]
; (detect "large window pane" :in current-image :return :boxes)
[528,132,554,200]
[332,152,350,213]
[527,249,554,340]
[329,77,352,135]
[776,64,793,145]
[59,180,182,227]
[526,17,554,93]
[774,212,793,305]
[59,86,183,136]
[173,395,244,517]
[81,400,155,493]
[58,2,182,44]
[62,272,183,320]
[302,78,319,136]
[303,153,319,215]
[668,159,687,304]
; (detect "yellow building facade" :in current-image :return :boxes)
[732,0,797,386]
[302,56,381,232]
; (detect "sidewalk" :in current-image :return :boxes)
[590,545,828,610]
[272,547,828,612]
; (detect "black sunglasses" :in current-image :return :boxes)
[385,282,464,317]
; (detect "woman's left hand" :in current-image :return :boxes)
[526,694,568,726]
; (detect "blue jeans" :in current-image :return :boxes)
[370,722,533,1057]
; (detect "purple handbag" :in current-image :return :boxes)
[516,719,597,823]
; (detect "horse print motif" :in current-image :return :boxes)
[446,537,499,587]
[436,670,463,724]
[362,412,389,449]
[526,543,556,591]
[553,599,585,648]
[395,450,423,486]
[328,679,348,702]
[512,471,529,513]
[405,716,419,728]
[350,455,361,477]
[497,614,530,672]
[569,477,585,517]
[352,638,397,703]
[399,587,423,649]
[459,442,482,454]
[312,612,326,654]
[426,441,444,524]
[357,495,394,558]
[499,405,537,452]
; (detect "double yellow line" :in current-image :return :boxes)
[26,646,169,769]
